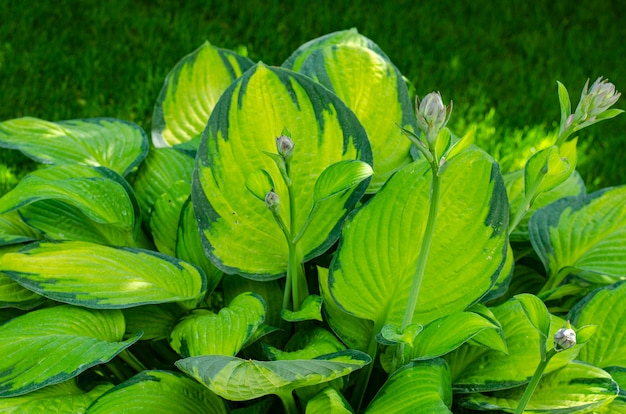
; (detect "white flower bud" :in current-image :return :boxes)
[574,77,621,122]
[264,190,280,214]
[554,327,576,351]
[276,135,294,161]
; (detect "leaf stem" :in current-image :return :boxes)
[278,390,299,414]
[350,322,381,413]
[515,348,556,414]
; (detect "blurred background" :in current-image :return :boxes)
[1,0,624,193]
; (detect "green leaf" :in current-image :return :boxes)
[175,350,370,402]
[265,327,347,361]
[523,140,577,201]
[176,199,223,295]
[152,41,254,147]
[514,293,551,360]
[281,294,323,322]
[409,311,500,360]
[568,281,626,368]
[458,361,618,413]
[313,161,374,203]
[132,146,195,224]
[0,379,113,413]
[149,180,191,255]
[245,169,276,202]
[296,45,415,192]
[123,304,182,341]
[169,291,265,357]
[0,117,148,176]
[0,164,140,246]
[0,305,139,397]
[529,185,626,287]
[306,387,354,414]
[376,323,423,347]
[0,210,40,246]
[465,304,508,353]
[0,240,206,308]
[193,63,372,279]
[86,370,228,414]
[365,359,452,413]
[557,80,571,130]
[447,298,578,393]
[328,146,509,334]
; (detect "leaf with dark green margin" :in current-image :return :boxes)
[0,305,139,397]
[529,185,626,289]
[295,45,415,192]
[0,379,113,413]
[283,28,390,72]
[281,294,323,322]
[506,168,585,242]
[193,63,372,279]
[0,245,44,310]
[306,387,354,414]
[328,146,509,339]
[169,292,265,357]
[515,293,551,360]
[447,298,578,393]
[149,180,191,255]
[568,281,626,368]
[0,240,206,308]
[86,370,228,414]
[0,210,40,246]
[0,164,141,246]
[365,359,452,413]
[176,199,223,296]
[175,351,370,402]
[132,146,195,224]
[408,311,500,361]
[603,367,626,413]
[265,327,346,361]
[123,303,182,341]
[152,41,254,148]
[458,361,618,413]
[0,117,148,176]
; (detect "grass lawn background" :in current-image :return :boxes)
[1,0,624,194]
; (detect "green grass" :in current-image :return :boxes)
[1,0,625,194]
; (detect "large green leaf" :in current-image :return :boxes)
[0,305,139,397]
[86,370,228,414]
[306,387,354,414]
[327,147,509,336]
[175,351,370,402]
[0,210,40,246]
[0,240,206,308]
[0,379,113,413]
[0,117,148,176]
[568,281,626,368]
[152,41,254,148]
[193,63,372,279]
[365,359,452,413]
[0,245,44,309]
[169,291,265,357]
[529,185,626,289]
[447,298,578,393]
[295,44,415,192]
[458,361,618,413]
[0,164,141,246]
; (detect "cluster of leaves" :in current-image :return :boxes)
[0,29,625,413]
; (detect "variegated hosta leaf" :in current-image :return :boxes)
[169,291,265,357]
[149,180,191,255]
[306,387,354,414]
[0,164,141,246]
[85,370,228,414]
[152,41,254,148]
[123,303,182,341]
[458,361,618,413]
[328,147,509,336]
[0,245,44,310]
[0,117,148,176]
[0,240,206,308]
[0,379,113,413]
[175,351,370,402]
[0,305,139,397]
[265,327,346,361]
[131,146,195,224]
[529,185,626,288]
[568,280,626,368]
[193,63,372,279]
[447,298,578,393]
[0,210,40,246]
[295,44,416,192]
[365,359,452,413]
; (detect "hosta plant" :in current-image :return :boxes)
[0,28,625,413]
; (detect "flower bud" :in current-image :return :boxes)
[264,190,280,215]
[276,135,294,161]
[415,92,453,146]
[574,77,621,123]
[554,327,576,351]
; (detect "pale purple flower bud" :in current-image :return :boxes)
[575,77,621,122]
[276,135,294,161]
[264,190,280,214]
[415,92,453,146]
[554,327,576,351]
